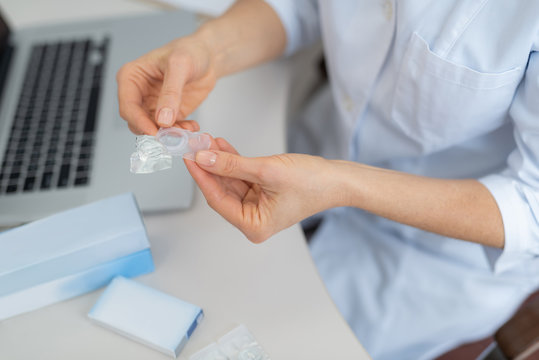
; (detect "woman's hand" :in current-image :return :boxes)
[186,136,504,247]
[116,0,287,136]
[185,138,342,243]
[116,36,216,135]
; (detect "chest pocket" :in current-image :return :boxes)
[391,32,523,153]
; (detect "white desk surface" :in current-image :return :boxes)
[0,1,371,359]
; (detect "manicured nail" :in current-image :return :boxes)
[158,108,174,126]
[196,151,217,166]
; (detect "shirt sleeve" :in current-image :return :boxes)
[264,0,321,56]
[479,46,539,274]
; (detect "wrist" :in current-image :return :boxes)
[308,159,361,211]
[191,10,254,79]
[190,23,228,78]
[189,0,286,78]
[327,160,366,208]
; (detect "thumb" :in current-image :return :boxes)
[156,56,189,127]
[195,150,263,184]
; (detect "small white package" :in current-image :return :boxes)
[130,127,211,174]
[88,276,203,358]
[190,325,270,360]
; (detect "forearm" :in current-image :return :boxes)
[192,0,286,78]
[330,160,505,248]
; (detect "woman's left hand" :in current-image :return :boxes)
[184,138,341,243]
[185,136,505,247]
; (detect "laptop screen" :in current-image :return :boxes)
[0,9,10,55]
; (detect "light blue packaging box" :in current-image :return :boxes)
[0,193,154,321]
[89,276,203,358]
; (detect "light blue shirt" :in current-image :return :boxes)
[265,1,539,359]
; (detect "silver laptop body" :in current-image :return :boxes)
[0,10,197,226]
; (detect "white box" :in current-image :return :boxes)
[89,276,203,358]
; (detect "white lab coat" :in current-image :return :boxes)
[265,1,539,359]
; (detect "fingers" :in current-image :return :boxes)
[117,60,197,135]
[195,149,264,184]
[155,53,191,127]
[184,136,243,207]
[186,154,246,225]
[185,137,250,231]
[177,120,200,132]
[117,64,159,136]
[186,136,254,202]
[124,105,159,135]
[127,119,198,135]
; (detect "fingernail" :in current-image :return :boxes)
[158,108,174,126]
[196,151,217,166]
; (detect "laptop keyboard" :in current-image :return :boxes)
[0,38,108,195]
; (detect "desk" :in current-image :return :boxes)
[0,1,371,359]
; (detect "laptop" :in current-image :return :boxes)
[0,8,198,226]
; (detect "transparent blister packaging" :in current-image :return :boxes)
[130,135,172,174]
[190,325,270,360]
[130,128,211,174]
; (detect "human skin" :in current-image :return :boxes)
[117,0,505,247]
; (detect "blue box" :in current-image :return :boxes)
[0,193,154,320]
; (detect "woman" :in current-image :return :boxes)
[117,1,539,358]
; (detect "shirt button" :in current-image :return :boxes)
[383,0,393,21]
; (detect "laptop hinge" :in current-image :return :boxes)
[0,44,14,112]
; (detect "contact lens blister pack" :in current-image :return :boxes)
[189,325,270,360]
[130,128,211,174]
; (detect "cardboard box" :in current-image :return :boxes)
[89,277,203,358]
[0,193,154,320]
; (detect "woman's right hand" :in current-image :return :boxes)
[116,35,217,135]
[116,0,287,136]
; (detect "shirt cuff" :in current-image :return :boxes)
[479,174,534,274]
